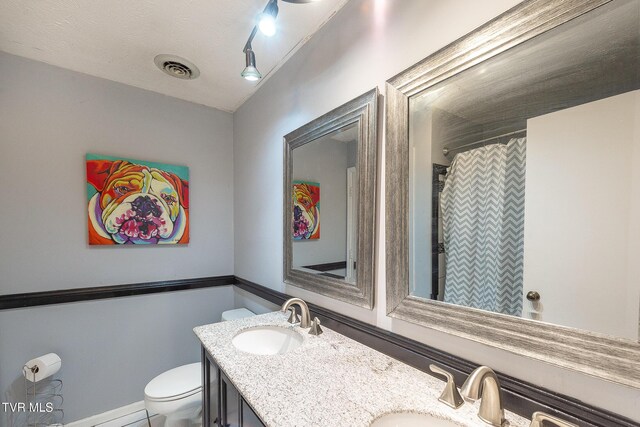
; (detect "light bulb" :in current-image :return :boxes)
[258,13,277,36]
[242,68,261,81]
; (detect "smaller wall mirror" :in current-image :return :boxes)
[284,89,378,309]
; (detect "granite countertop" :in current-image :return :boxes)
[194,311,529,427]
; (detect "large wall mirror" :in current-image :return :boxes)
[284,88,378,309]
[386,0,640,386]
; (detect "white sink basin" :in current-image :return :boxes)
[232,326,303,355]
[370,412,460,427]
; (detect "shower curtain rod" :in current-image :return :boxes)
[442,128,526,156]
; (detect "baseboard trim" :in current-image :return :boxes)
[65,401,149,427]
[0,276,235,310]
[234,276,639,427]
[301,261,347,272]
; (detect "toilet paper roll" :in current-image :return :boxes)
[23,353,62,382]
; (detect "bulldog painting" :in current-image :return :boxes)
[292,181,320,240]
[86,154,189,245]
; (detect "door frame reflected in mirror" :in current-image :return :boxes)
[284,88,378,309]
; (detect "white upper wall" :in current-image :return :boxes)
[234,0,525,289]
[0,52,234,294]
[232,0,640,420]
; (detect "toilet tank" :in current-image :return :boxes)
[221,308,255,322]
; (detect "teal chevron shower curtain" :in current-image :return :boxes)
[441,138,526,316]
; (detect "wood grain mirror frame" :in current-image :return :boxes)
[284,88,378,309]
[384,0,640,387]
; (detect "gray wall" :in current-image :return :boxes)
[0,287,235,425]
[234,287,279,316]
[0,52,234,295]
[232,0,640,421]
[0,52,236,424]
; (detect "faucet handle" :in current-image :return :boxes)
[429,364,464,409]
[309,317,323,336]
[530,411,577,427]
[286,307,300,324]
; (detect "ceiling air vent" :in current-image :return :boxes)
[154,54,200,80]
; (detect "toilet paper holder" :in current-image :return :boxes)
[21,354,64,427]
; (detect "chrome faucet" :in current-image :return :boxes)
[460,366,505,427]
[530,411,577,427]
[281,298,311,328]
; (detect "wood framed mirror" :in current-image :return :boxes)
[385,0,639,387]
[284,88,378,309]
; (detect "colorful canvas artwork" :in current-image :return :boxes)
[86,154,189,245]
[293,181,320,240]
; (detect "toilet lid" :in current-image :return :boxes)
[145,363,202,401]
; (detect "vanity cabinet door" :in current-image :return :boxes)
[220,372,240,427]
[220,372,266,427]
[202,348,220,427]
[202,346,265,427]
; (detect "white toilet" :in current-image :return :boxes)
[144,308,255,426]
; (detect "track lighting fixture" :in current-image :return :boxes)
[241,0,319,81]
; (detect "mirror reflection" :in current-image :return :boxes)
[409,0,639,341]
[292,123,358,283]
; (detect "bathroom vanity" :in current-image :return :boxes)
[195,312,529,427]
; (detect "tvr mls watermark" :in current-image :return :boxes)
[1,402,55,413]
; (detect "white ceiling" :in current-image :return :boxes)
[0,0,349,112]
